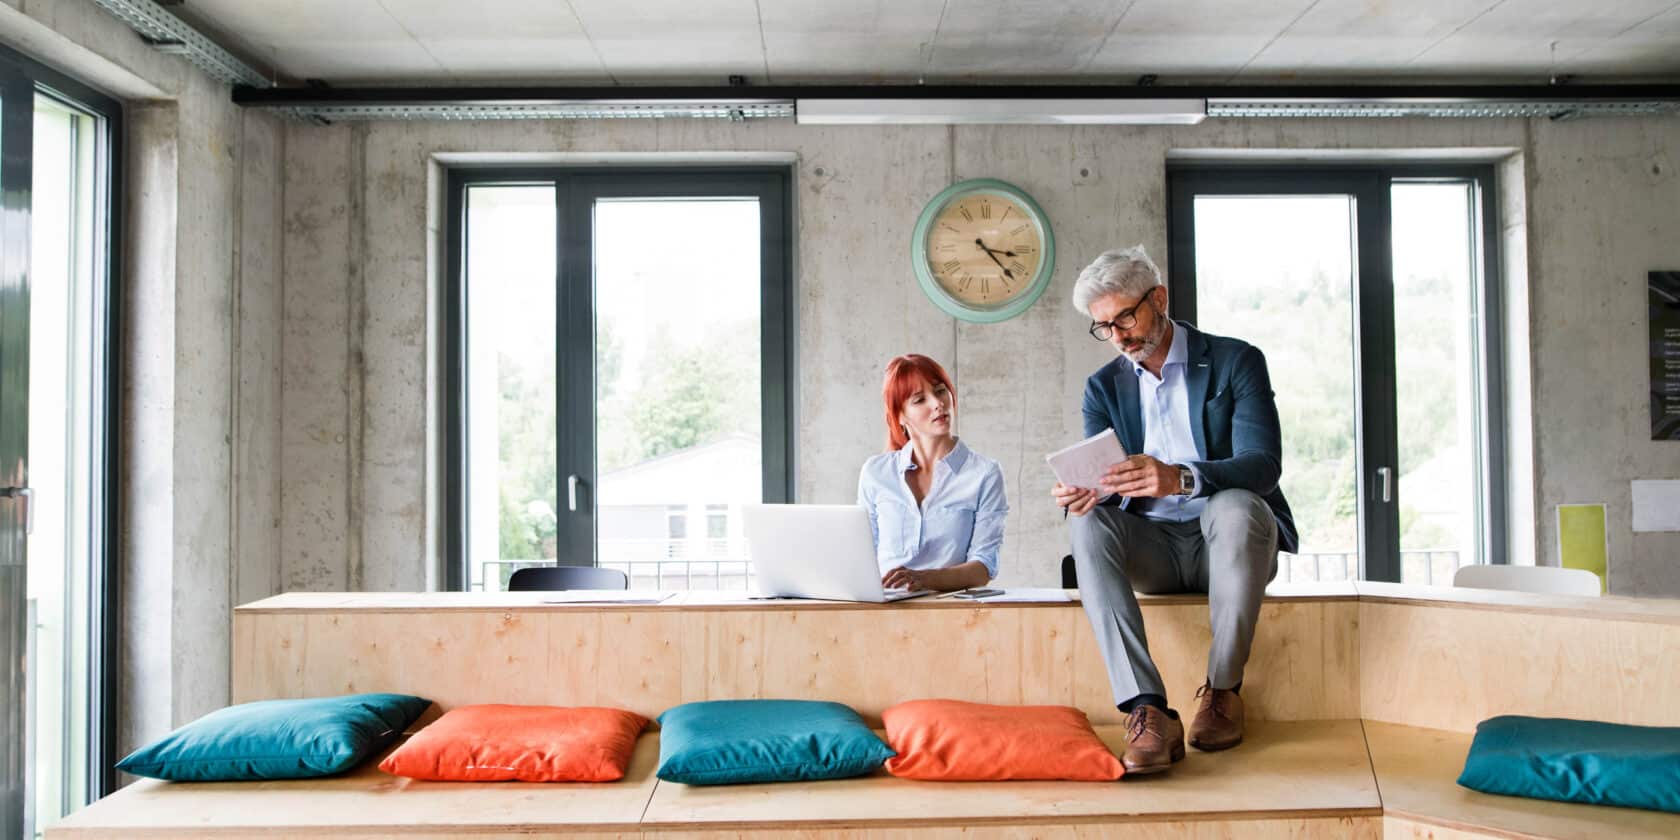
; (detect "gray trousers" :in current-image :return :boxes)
[1070,489,1280,706]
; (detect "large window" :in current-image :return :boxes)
[1168,166,1502,584]
[447,168,792,592]
[0,45,120,839]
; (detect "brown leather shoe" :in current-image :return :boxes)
[1188,683,1244,751]
[1120,704,1186,775]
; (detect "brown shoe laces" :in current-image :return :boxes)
[1125,705,1157,741]
[1195,684,1235,722]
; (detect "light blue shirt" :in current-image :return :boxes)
[856,439,1008,578]
[1129,324,1207,523]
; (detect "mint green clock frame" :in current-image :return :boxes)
[910,178,1056,324]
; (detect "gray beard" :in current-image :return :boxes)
[1121,315,1169,364]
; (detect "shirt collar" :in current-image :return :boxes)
[896,438,970,473]
[1132,320,1187,378]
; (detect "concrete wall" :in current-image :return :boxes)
[0,0,286,752]
[278,115,1680,598]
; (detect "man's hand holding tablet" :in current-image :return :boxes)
[1046,428,1128,518]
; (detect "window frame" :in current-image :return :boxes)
[0,40,123,813]
[443,166,794,591]
[1166,163,1505,581]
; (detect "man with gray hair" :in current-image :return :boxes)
[1056,245,1297,775]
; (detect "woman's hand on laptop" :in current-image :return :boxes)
[886,562,992,593]
[882,566,928,592]
[1053,482,1099,516]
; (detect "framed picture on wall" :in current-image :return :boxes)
[1652,271,1680,441]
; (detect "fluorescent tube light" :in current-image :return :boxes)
[795,98,1206,125]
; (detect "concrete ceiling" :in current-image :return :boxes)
[171,0,1680,85]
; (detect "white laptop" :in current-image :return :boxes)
[741,504,935,603]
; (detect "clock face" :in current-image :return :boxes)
[925,193,1045,308]
[912,179,1055,323]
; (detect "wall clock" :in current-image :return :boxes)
[911,178,1056,323]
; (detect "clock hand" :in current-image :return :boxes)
[972,238,1016,257]
[975,239,1014,278]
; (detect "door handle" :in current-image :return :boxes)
[1375,468,1392,504]
[567,475,581,512]
[1,486,33,535]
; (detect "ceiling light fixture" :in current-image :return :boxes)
[795,97,1207,125]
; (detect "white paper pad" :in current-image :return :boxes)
[540,590,674,605]
[1632,480,1680,532]
[1045,428,1128,490]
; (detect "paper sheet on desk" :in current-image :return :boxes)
[1045,428,1127,489]
[955,588,1071,603]
[540,591,674,605]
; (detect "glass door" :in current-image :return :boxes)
[0,44,119,839]
[590,196,765,589]
[1184,190,1368,582]
[1389,181,1497,584]
[1168,167,1501,583]
[2,66,31,840]
[451,169,792,592]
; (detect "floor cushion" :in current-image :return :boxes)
[117,693,431,781]
[656,699,894,785]
[1458,715,1680,813]
[883,699,1123,781]
[379,704,649,782]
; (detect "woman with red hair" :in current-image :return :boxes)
[855,354,1008,593]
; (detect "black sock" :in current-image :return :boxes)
[1120,693,1169,714]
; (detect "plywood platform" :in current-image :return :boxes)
[1365,720,1680,840]
[47,735,662,839]
[232,587,1361,727]
[642,720,1379,830]
[48,722,1384,839]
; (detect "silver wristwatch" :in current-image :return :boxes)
[1175,465,1196,497]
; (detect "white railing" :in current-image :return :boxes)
[478,537,754,591]
[478,543,1466,591]
[1281,549,1465,584]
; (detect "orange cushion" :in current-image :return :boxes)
[378,704,648,782]
[882,699,1123,781]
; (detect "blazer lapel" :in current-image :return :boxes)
[1113,365,1143,456]
[1184,324,1212,460]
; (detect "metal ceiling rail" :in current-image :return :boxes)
[231,83,1680,121]
[90,0,270,88]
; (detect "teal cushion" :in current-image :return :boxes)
[656,700,894,785]
[117,693,431,781]
[1458,715,1680,813]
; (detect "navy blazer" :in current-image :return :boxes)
[1081,321,1299,554]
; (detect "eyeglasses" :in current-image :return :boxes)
[1088,291,1158,341]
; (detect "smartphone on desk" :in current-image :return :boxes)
[951,588,1004,599]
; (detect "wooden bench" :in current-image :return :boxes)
[1366,721,1680,840]
[47,583,1680,839]
[51,721,1382,838]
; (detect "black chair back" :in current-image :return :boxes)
[1061,554,1078,589]
[507,565,629,592]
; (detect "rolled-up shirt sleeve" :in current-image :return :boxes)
[966,463,1009,579]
